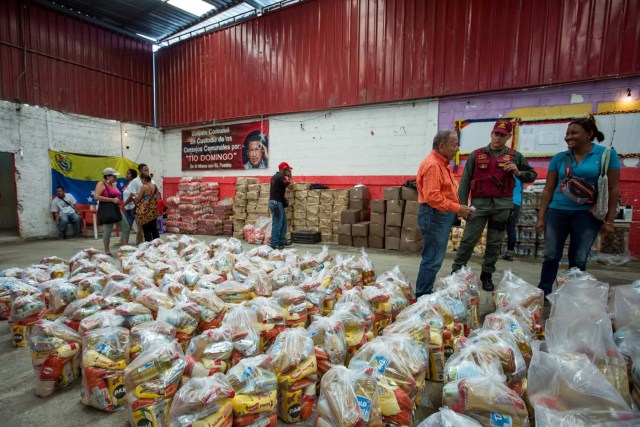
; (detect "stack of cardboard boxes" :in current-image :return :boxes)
[383,186,422,252]
[338,187,370,247]
[232,178,257,239]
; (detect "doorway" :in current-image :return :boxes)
[0,152,18,237]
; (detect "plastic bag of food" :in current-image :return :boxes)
[273,286,308,328]
[0,277,24,320]
[210,252,237,276]
[129,273,156,291]
[269,265,295,290]
[195,273,226,291]
[226,354,278,427]
[10,290,46,347]
[349,338,416,426]
[545,293,630,404]
[214,280,253,304]
[555,267,597,289]
[334,287,374,333]
[444,343,506,385]
[168,373,235,427]
[161,281,191,304]
[375,266,415,304]
[329,310,370,365]
[496,270,544,338]
[70,273,105,298]
[307,315,347,377]
[378,334,428,406]
[115,302,154,328]
[222,305,260,365]
[81,326,130,411]
[29,318,82,396]
[528,341,636,426]
[137,288,175,314]
[130,320,176,360]
[79,310,125,335]
[46,280,78,315]
[416,407,482,427]
[443,375,529,427]
[613,280,640,330]
[246,269,272,297]
[265,327,317,423]
[184,328,233,380]
[374,279,409,321]
[248,297,286,353]
[158,304,201,352]
[124,340,186,427]
[361,285,392,336]
[483,310,534,365]
[188,289,227,332]
[316,365,382,427]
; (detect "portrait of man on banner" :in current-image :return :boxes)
[243,130,269,169]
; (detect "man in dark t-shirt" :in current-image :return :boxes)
[269,162,292,249]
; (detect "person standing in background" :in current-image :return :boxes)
[451,120,537,292]
[269,162,292,250]
[122,168,138,235]
[415,131,472,298]
[122,163,151,245]
[503,177,524,261]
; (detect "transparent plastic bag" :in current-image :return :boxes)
[115,302,154,328]
[221,305,260,364]
[308,315,347,376]
[130,320,176,360]
[188,288,227,332]
[248,297,285,353]
[184,328,233,379]
[168,373,234,427]
[317,365,382,427]
[416,407,482,427]
[613,280,640,330]
[334,287,374,333]
[79,310,125,335]
[375,266,415,304]
[29,318,82,396]
[273,285,308,328]
[81,326,130,411]
[214,280,253,304]
[226,355,278,427]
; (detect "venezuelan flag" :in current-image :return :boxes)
[50,150,138,205]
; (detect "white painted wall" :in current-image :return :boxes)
[163,101,439,177]
[0,100,163,238]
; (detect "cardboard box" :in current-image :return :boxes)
[403,214,418,229]
[368,235,384,249]
[401,227,422,243]
[401,186,418,201]
[350,186,370,200]
[361,210,370,221]
[386,212,403,227]
[351,222,370,237]
[338,234,353,246]
[370,212,385,225]
[341,209,361,224]
[386,200,405,214]
[339,224,352,235]
[385,226,401,238]
[400,240,423,252]
[349,198,370,211]
[404,201,420,216]
[385,237,400,250]
[370,223,385,237]
[370,199,386,214]
[384,186,402,200]
[352,236,368,248]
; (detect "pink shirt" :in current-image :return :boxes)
[101,182,122,198]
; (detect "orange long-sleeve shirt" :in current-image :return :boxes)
[416,150,461,213]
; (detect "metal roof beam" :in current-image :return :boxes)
[243,0,263,11]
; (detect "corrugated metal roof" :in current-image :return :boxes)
[30,0,295,44]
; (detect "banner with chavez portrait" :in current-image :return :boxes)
[182,121,270,171]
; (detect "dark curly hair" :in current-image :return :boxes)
[569,118,605,142]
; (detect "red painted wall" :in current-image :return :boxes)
[156,0,640,128]
[0,0,153,124]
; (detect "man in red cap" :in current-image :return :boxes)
[269,162,293,249]
[451,119,537,291]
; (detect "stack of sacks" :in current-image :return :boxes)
[183,328,233,380]
[226,355,278,427]
[266,328,318,424]
[307,315,347,378]
[292,183,308,232]
[177,177,209,234]
[544,276,631,406]
[306,189,321,233]
[123,341,186,427]
[8,282,46,347]
[243,216,272,246]
[316,365,382,427]
[244,182,262,233]
[168,373,235,426]
[28,318,82,397]
[81,326,130,412]
[129,320,176,360]
[232,178,254,240]
[272,286,308,328]
[349,337,418,426]
[416,407,481,426]
[494,270,545,339]
[249,297,286,352]
[165,196,181,233]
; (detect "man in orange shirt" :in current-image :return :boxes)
[415,131,472,297]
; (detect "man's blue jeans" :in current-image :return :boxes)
[538,208,602,295]
[124,209,136,228]
[269,200,287,248]
[57,212,81,238]
[416,204,455,296]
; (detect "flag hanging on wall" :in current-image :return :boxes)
[50,150,138,205]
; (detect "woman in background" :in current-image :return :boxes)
[135,173,160,242]
[535,118,620,295]
[94,168,130,255]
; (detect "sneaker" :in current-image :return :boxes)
[502,251,514,262]
[480,272,494,292]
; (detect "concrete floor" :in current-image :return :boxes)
[0,235,638,427]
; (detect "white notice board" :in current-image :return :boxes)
[517,119,574,156]
[594,112,640,155]
[458,120,502,154]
